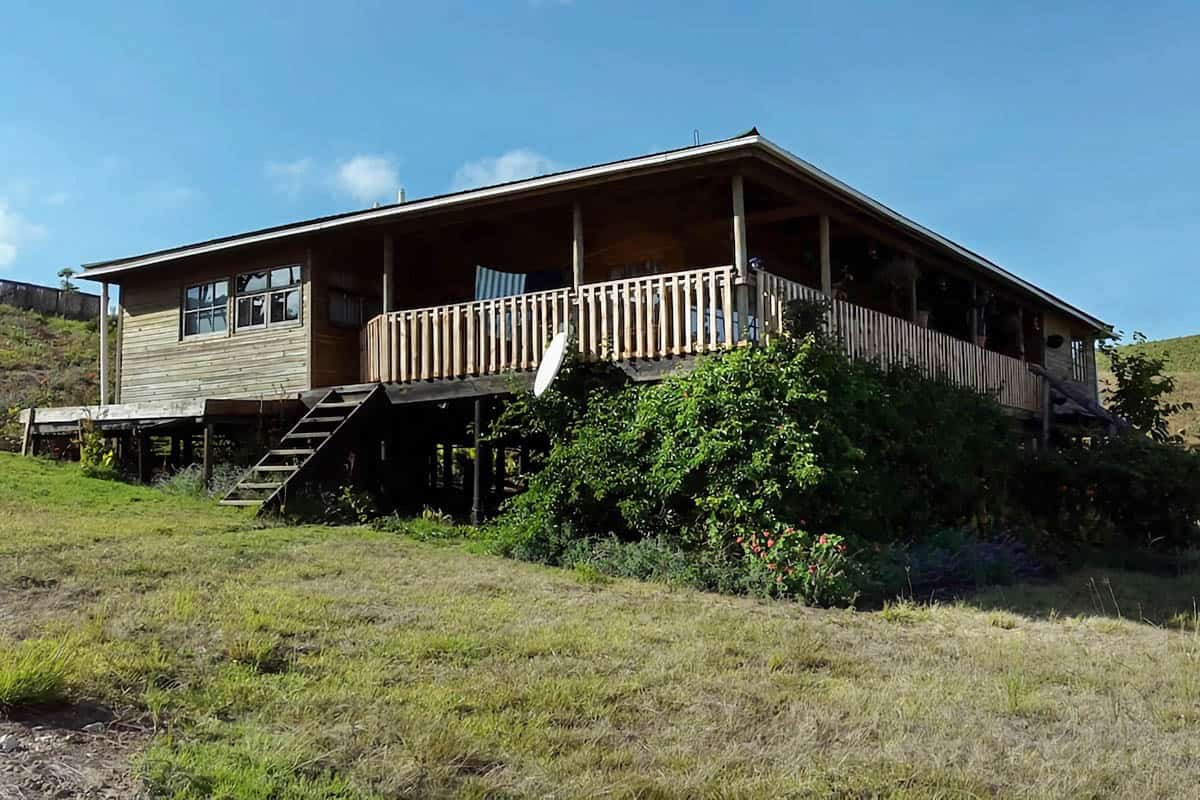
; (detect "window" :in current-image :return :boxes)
[182,280,228,337]
[1071,337,1088,382]
[329,289,365,328]
[236,265,301,330]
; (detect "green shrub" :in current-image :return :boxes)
[488,319,1019,605]
[77,418,118,480]
[1020,435,1200,551]
[156,463,244,498]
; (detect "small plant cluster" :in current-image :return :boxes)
[737,526,855,605]
[77,418,117,480]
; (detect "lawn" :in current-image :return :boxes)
[1,453,1198,798]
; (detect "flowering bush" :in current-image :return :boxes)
[737,525,856,606]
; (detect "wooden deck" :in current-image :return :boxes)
[361,266,1044,413]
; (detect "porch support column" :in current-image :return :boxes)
[1016,307,1026,361]
[471,398,486,525]
[969,281,978,341]
[202,423,213,487]
[572,201,584,290]
[731,175,750,340]
[113,294,123,403]
[99,282,109,405]
[819,215,832,296]
[382,234,395,314]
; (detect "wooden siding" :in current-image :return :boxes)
[118,245,312,403]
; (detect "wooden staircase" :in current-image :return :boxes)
[220,384,388,513]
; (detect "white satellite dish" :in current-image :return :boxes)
[534,331,569,397]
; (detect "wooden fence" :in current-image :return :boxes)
[0,279,100,321]
[361,265,1043,413]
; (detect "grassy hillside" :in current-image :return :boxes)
[1097,333,1200,444]
[0,304,115,450]
[1,453,1197,798]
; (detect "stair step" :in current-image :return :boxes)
[297,416,345,424]
[237,482,284,490]
[283,431,331,440]
[220,499,264,507]
[267,448,314,456]
[316,401,362,409]
[254,465,300,472]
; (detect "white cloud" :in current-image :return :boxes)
[45,191,71,206]
[0,201,45,269]
[452,149,560,191]
[265,157,314,197]
[335,155,399,204]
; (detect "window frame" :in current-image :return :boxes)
[180,279,230,339]
[234,264,303,332]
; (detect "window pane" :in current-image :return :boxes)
[185,286,200,310]
[270,266,299,288]
[213,280,228,305]
[184,311,198,336]
[197,309,213,334]
[238,271,268,294]
[212,307,227,332]
[271,289,299,323]
[237,296,265,327]
[199,283,212,308]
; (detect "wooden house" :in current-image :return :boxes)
[23,129,1110,516]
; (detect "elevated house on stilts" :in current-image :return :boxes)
[21,130,1111,518]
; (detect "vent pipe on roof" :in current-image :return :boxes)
[398,187,406,203]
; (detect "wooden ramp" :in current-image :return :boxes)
[220,384,387,514]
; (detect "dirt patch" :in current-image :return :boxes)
[0,703,148,799]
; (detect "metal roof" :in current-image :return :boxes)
[79,130,1109,332]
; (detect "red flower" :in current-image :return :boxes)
[767,539,774,548]
[837,543,846,553]
[767,563,775,570]
[776,574,784,584]
[736,536,743,544]
[808,564,817,574]
[752,545,760,554]
[818,535,828,545]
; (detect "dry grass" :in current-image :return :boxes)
[2,453,1198,797]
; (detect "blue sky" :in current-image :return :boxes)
[2,1,1197,338]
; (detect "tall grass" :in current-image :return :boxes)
[0,638,74,710]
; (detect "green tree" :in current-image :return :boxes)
[1099,331,1193,445]
[57,267,77,292]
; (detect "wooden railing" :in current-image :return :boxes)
[361,287,573,383]
[757,270,1042,412]
[576,265,739,359]
[361,265,1042,413]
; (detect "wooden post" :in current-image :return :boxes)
[99,282,109,405]
[471,398,485,525]
[137,429,151,483]
[1016,307,1026,361]
[969,281,978,341]
[20,408,35,457]
[113,294,123,403]
[202,424,213,486]
[494,443,506,500]
[819,215,832,296]
[170,435,181,468]
[572,201,584,291]
[441,441,453,488]
[382,234,395,314]
[1040,379,1051,449]
[183,433,194,466]
[731,175,750,340]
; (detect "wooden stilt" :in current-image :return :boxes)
[137,429,151,483]
[441,441,453,489]
[202,424,213,486]
[494,443,506,501]
[471,398,485,525]
[183,433,194,466]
